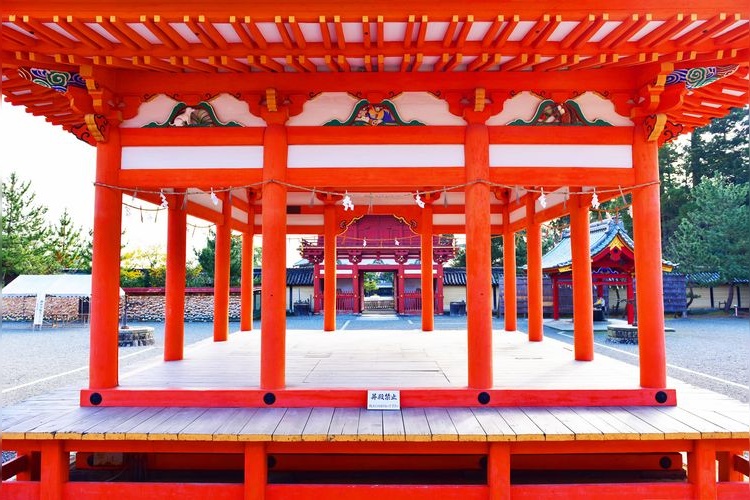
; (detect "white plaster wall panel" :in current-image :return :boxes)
[121,146,264,169]
[213,23,240,43]
[169,23,201,43]
[466,22,492,41]
[418,55,440,71]
[209,94,266,126]
[287,92,359,126]
[121,94,180,128]
[547,22,578,41]
[507,21,535,41]
[629,21,664,41]
[491,214,503,226]
[443,287,467,306]
[490,145,632,168]
[231,205,247,224]
[256,22,282,43]
[287,214,325,226]
[383,23,407,42]
[486,91,543,125]
[390,92,466,125]
[571,92,633,126]
[288,145,464,168]
[509,206,527,224]
[299,23,323,42]
[121,93,264,127]
[425,22,450,41]
[127,23,160,44]
[434,214,465,226]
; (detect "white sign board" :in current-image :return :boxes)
[33,294,46,327]
[367,390,401,410]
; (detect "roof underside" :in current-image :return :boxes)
[2,1,748,134]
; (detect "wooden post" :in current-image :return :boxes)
[688,440,717,499]
[421,202,434,331]
[323,201,337,331]
[632,123,667,388]
[570,192,594,361]
[261,123,287,390]
[503,203,517,331]
[465,122,493,389]
[164,191,187,361]
[626,276,635,325]
[89,127,122,389]
[244,443,267,500]
[240,230,254,331]
[552,275,560,320]
[40,440,67,500]
[213,193,232,342]
[436,260,445,315]
[488,443,511,498]
[313,260,322,313]
[526,195,544,341]
[352,259,360,314]
[397,259,406,314]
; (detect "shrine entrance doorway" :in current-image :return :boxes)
[362,271,396,313]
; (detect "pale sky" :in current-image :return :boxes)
[0,98,306,266]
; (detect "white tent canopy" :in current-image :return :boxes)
[3,274,124,327]
[2,274,124,298]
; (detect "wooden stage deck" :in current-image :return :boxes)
[3,330,748,499]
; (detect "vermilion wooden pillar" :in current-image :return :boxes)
[464,122,493,389]
[40,441,67,500]
[89,127,122,389]
[526,195,544,342]
[632,124,667,388]
[397,259,406,314]
[351,259,360,314]
[240,203,255,332]
[421,202,434,331]
[164,191,187,361]
[313,260,322,313]
[570,192,594,361]
[552,275,560,320]
[436,260,445,314]
[323,202,337,331]
[626,276,635,325]
[261,123,287,390]
[213,193,232,342]
[503,204,517,331]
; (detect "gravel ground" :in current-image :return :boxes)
[543,315,750,403]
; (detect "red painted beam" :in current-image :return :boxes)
[79,388,678,408]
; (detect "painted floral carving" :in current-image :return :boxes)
[665,64,739,90]
[325,100,424,126]
[508,99,611,126]
[145,101,241,127]
[17,67,86,93]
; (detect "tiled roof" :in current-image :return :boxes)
[541,219,675,272]
[253,268,314,286]
[686,272,750,286]
[443,267,503,286]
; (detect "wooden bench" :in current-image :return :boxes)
[606,325,638,344]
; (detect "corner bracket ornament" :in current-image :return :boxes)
[644,114,667,142]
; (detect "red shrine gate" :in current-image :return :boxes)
[301,214,455,314]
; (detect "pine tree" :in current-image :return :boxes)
[50,208,91,271]
[1,172,55,284]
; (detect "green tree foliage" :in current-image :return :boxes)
[659,106,749,248]
[50,209,91,271]
[193,230,244,286]
[1,173,55,284]
[667,176,750,309]
[120,246,167,288]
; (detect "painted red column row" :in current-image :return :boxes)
[503,200,517,332]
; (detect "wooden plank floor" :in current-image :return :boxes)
[2,330,748,445]
[118,329,649,389]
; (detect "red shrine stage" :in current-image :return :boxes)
[2,0,748,497]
